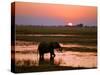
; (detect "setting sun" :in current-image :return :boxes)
[68,22,73,26]
[14,2,97,26]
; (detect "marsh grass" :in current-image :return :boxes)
[16,26,97,46]
[16,35,96,46]
[16,25,97,35]
[13,25,97,73]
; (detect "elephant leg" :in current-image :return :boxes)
[50,56,54,65]
[40,53,44,59]
[53,53,55,57]
[50,52,55,57]
[50,48,55,57]
[39,55,45,65]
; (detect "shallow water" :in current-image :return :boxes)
[14,41,97,68]
[15,51,97,68]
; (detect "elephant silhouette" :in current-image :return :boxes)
[38,41,62,58]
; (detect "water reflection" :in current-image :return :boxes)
[15,51,97,68]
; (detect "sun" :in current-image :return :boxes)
[68,22,73,26]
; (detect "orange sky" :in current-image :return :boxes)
[14,2,97,26]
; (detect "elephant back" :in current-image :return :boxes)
[50,42,61,48]
[38,41,50,50]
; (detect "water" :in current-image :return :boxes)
[14,41,97,68]
[15,51,96,68]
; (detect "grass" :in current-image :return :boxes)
[15,25,97,46]
[16,25,97,35]
[16,36,97,46]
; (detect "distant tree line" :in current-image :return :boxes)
[16,24,97,28]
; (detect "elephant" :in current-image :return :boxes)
[38,41,62,58]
